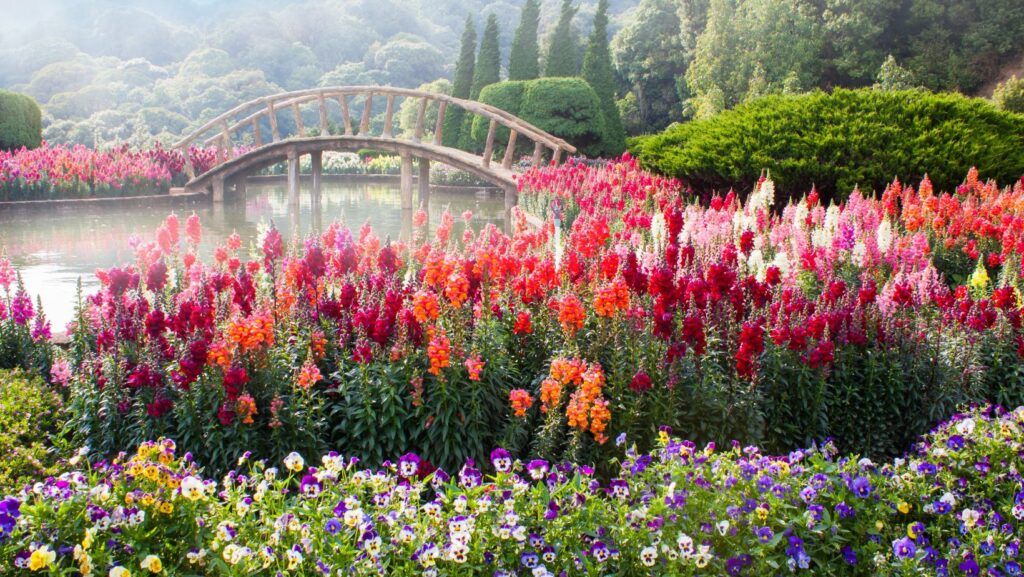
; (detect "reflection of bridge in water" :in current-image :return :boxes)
[172,86,576,225]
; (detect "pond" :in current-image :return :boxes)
[0,179,508,332]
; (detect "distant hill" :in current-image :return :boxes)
[0,0,640,147]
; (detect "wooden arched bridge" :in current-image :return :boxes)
[172,86,576,212]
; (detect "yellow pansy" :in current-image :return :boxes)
[141,555,162,573]
[110,565,132,577]
[897,502,911,514]
[28,546,56,571]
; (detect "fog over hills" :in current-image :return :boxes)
[0,0,639,146]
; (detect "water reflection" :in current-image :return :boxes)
[0,180,507,331]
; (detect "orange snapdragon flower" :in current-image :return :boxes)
[555,294,586,335]
[297,359,322,390]
[509,389,534,417]
[444,272,470,308]
[465,356,485,381]
[427,329,451,376]
[593,279,629,318]
[235,394,257,425]
[412,290,441,323]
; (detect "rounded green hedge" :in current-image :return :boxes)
[472,77,606,157]
[0,90,42,151]
[630,88,1024,203]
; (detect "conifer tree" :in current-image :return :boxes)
[582,0,625,155]
[508,0,541,81]
[544,0,579,77]
[443,15,476,148]
[470,14,502,98]
[462,14,501,150]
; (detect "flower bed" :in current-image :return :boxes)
[0,143,218,202]
[1,404,1022,576]
[36,156,1023,477]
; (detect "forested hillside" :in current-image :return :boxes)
[0,0,638,146]
[1,0,1021,149]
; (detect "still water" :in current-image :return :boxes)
[0,179,507,331]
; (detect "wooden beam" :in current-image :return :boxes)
[502,130,518,169]
[482,118,497,168]
[338,96,352,136]
[220,120,234,158]
[418,158,430,209]
[552,146,563,165]
[253,118,263,147]
[182,146,195,180]
[171,86,577,157]
[318,94,329,136]
[268,102,281,142]
[433,101,447,146]
[382,94,395,138]
[359,92,372,135]
[413,97,428,143]
[532,142,544,167]
[292,102,304,136]
[400,152,414,210]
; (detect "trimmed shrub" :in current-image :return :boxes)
[472,77,606,158]
[0,91,42,151]
[0,369,66,490]
[630,88,1024,203]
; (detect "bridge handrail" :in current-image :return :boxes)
[172,86,576,168]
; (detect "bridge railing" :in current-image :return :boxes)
[171,86,577,180]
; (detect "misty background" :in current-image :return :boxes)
[1,0,1021,149]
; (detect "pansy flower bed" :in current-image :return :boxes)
[1,404,1022,576]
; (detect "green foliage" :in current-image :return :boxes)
[0,90,42,150]
[398,78,452,138]
[473,78,606,157]
[508,0,541,81]
[469,15,502,100]
[520,77,606,156]
[581,0,626,156]
[993,75,1024,113]
[631,88,1024,203]
[461,14,502,151]
[543,0,579,77]
[470,81,528,154]
[873,54,920,92]
[685,0,824,117]
[610,0,693,132]
[0,369,67,490]
[442,15,477,149]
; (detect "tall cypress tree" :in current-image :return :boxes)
[462,14,502,150]
[443,15,476,148]
[544,0,579,77]
[582,0,625,156]
[470,14,502,98]
[508,0,541,81]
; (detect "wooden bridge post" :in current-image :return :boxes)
[400,152,414,211]
[212,174,226,203]
[311,151,323,208]
[234,176,247,198]
[287,147,300,207]
[418,158,430,210]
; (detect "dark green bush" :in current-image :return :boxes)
[630,88,1024,204]
[472,77,606,158]
[0,369,67,490]
[0,90,42,151]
